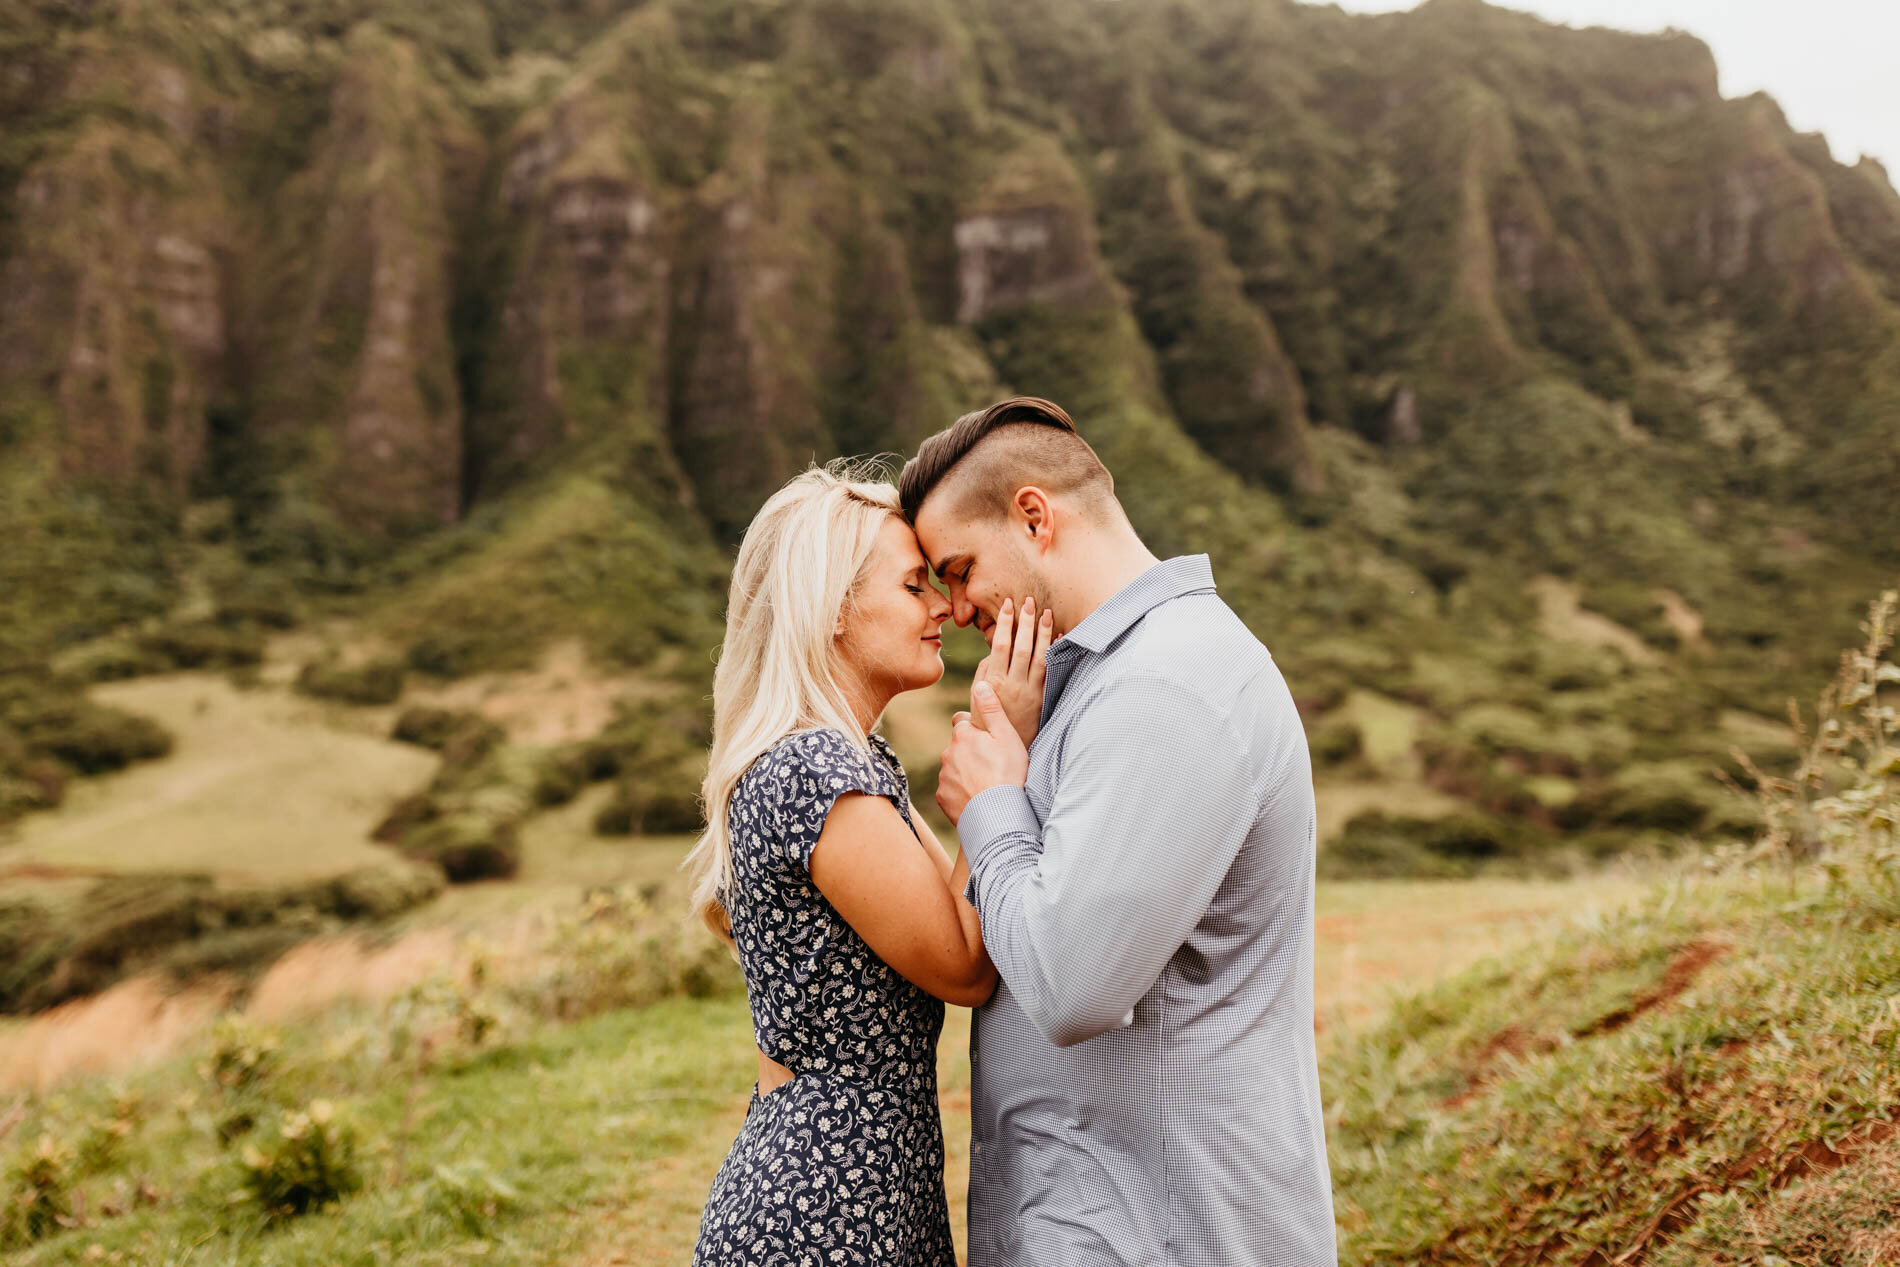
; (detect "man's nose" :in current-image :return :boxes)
[953,598,976,628]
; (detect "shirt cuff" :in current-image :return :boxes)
[957,784,1040,874]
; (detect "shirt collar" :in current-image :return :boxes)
[1055,554,1217,656]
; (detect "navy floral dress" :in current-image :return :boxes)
[692,728,955,1267]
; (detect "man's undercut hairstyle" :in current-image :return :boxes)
[898,395,1115,525]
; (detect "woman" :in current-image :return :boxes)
[685,463,1040,1266]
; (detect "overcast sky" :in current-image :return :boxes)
[1321,0,1899,174]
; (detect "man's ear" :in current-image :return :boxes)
[1012,486,1055,553]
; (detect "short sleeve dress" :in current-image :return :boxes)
[691,728,955,1267]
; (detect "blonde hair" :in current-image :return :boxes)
[683,461,903,939]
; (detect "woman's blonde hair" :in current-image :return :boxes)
[682,461,903,939]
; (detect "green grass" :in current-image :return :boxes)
[1327,858,1900,1264]
[2,995,759,1265]
[4,850,1892,1264]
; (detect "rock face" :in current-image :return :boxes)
[0,0,1895,558]
[473,85,675,497]
[955,203,1106,326]
[254,24,480,533]
[0,52,229,499]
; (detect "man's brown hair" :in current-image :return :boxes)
[898,396,1114,524]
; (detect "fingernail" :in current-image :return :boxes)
[974,681,995,700]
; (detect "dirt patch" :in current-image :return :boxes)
[1576,941,1728,1039]
[1446,1024,1557,1109]
[0,921,541,1093]
[1603,1116,1900,1266]
[1652,588,1709,654]
[0,975,235,1093]
[1528,575,1661,667]
[243,928,461,1023]
[1446,943,1728,1109]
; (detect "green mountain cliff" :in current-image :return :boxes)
[3,0,1896,861]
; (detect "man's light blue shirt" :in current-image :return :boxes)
[958,554,1337,1267]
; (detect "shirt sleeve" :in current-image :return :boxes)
[767,729,894,873]
[957,672,1267,1047]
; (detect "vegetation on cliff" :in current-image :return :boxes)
[2,0,1897,862]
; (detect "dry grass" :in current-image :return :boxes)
[0,675,433,881]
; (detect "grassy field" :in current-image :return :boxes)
[12,855,1885,1265]
[0,864,1651,1262]
[0,675,433,884]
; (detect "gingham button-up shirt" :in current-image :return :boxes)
[958,554,1337,1266]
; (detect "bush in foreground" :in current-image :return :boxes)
[237,1100,363,1221]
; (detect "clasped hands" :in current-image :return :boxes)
[936,596,1054,825]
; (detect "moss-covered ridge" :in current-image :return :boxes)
[1,0,1897,855]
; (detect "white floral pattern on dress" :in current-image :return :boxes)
[693,728,954,1267]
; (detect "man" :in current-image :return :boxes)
[903,396,1336,1267]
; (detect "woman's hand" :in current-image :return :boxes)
[973,595,1054,749]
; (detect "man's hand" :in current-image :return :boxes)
[973,596,1053,748]
[937,681,1030,825]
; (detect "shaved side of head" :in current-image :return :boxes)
[898,396,1116,526]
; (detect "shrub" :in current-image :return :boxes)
[1321,809,1554,879]
[0,673,173,777]
[1446,704,1631,776]
[137,620,265,670]
[420,1160,521,1236]
[581,699,709,836]
[1308,716,1364,769]
[522,886,739,1021]
[531,746,588,808]
[593,777,704,836]
[237,1100,363,1220]
[0,896,61,1010]
[1736,588,1899,858]
[326,860,446,920]
[403,814,520,882]
[390,706,501,752]
[201,1015,282,1100]
[52,637,173,684]
[211,574,300,630]
[1536,641,1624,692]
[439,716,506,766]
[74,1093,142,1176]
[1564,761,1720,832]
[295,657,405,706]
[28,705,173,775]
[0,758,65,820]
[0,1135,72,1250]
